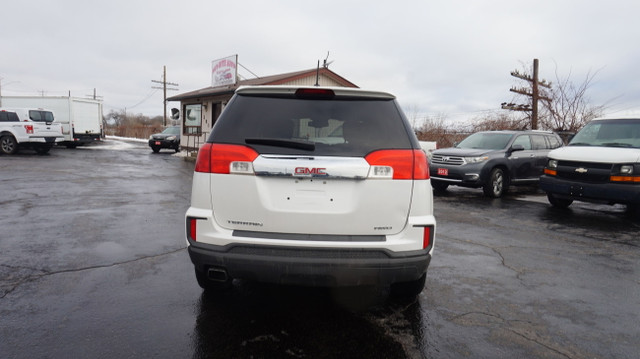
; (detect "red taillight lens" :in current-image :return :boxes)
[188,217,198,241]
[365,149,429,179]
[195,143,259,174]
[422,226,433,249]
[413,150,429,180]
[194,143,213,173]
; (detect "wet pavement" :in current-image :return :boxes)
[1,139,639,358]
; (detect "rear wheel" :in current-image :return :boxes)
[483,168,508,198]
[431,181,449,192]
[390,273,426,299]
[195,268,233,292]
[547,193,573,208]
[0,135,18,155]
[34,144,53,155]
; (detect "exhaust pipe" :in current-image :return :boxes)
[207,267,229,282]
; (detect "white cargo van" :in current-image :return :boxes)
[540,117,640,210]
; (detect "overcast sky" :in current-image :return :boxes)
[2,0,639,125]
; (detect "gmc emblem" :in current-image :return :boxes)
[295,167,327,175]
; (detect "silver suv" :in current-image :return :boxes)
[185,86,436,297]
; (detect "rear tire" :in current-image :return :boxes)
[390,273,426,299]
[431,181,449,192]
[195,268,233,292]
[34,144,53,155]
[0,135,18,155]
[483,168,508,198]
[547,193,573,208]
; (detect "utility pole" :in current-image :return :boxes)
[501,58,551,129]
[151,66,179,126]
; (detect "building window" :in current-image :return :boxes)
[184,104,202,135]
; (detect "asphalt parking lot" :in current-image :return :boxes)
[1,138,639,359]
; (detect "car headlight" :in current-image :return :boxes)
[620,164,634,175]
[464,156,489,164]
[547,159,558,169]
[166,136,176,141]
[149,135,154,140]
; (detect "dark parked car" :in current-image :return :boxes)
[429,130,563,197]
[149,126,180,153]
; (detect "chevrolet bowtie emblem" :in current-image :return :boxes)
[575,168,588,173]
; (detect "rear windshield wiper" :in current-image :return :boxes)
[245,138,316,151]
[601,142,633,148]
[568,142,592,146]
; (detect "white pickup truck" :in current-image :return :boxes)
[0,108,64,155]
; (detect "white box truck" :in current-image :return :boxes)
[0,96,103,148]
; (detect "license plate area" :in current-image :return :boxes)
[155,141,161,145]
[437,168,448,176]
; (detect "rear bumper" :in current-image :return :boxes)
[74,133,101,143]
[540,175,640,205]
[26,136,64,143]
[188,241,431,287]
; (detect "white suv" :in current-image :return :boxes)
[185,86,436,297]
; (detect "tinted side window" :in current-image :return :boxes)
[0,111,19,122]
[531,135,547,150]
[512,135,532,150]
[546,135,562,149]
[210,95,413,156]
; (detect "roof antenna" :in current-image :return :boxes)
[315,60,320,86]
[323,51,332,68]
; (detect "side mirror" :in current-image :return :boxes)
[508,144,525,155]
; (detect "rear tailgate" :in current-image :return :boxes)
[31,121,63,141]
[211,155,413,236]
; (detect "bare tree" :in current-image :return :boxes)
[415,114,468,148]
[470,111,529,132]
[540,68,605,132]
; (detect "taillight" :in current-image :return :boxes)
[422,226,434,249]
[365,149,429,179]
[188,217,198,241]
[195,143,258,174]
[24,125,34,134]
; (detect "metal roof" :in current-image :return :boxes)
[167,67,358,102]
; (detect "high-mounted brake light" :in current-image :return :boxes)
[365,149,429,179]
[195,143,258,174]
[295,88,335,99]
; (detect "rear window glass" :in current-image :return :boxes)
[0,111,20,122]
[29,110,54,122]
[208,94,413,156]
